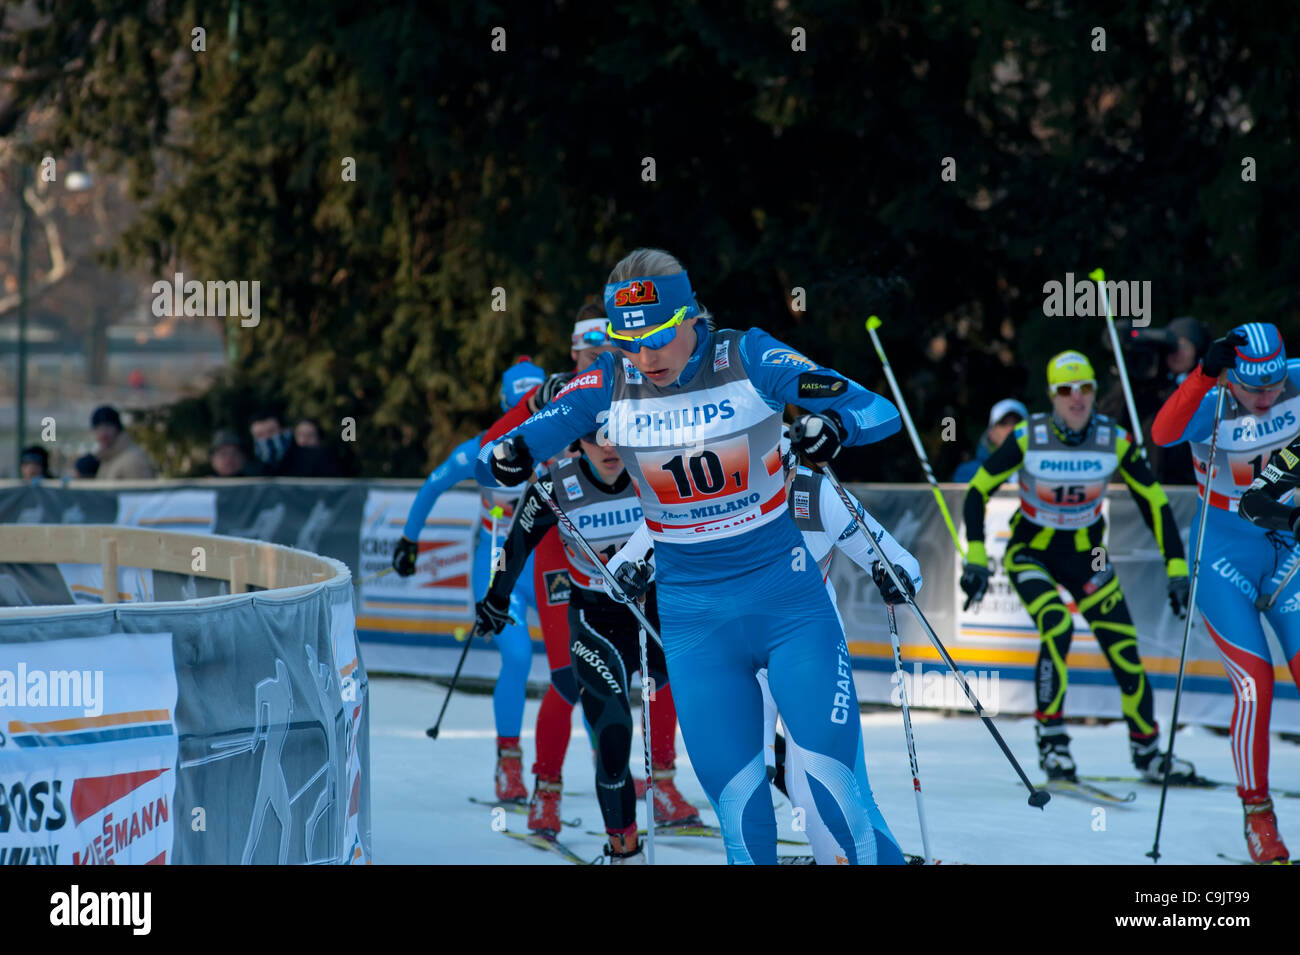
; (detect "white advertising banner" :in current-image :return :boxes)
[116,490,218,533]
[0,633,179,865]
[357,489,479,640]
[56,563,157,605]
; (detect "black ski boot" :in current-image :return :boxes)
[1036,722,1078,782]
[1132,734,1199,785]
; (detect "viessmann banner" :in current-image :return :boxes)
[2,479,1293,730]
[0,632,178,865]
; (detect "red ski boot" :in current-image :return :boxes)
[1244,796,1290,864]
[603,824,645,865]
[635,763,701,826]
[495,737,527,804]
[527,776,563,834]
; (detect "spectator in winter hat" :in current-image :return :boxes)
[90,405,156,480]
[952,398,1028,483]
[209,430,263,477]
[19,445,53,482]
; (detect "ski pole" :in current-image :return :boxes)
[886,602,933,863]
[427,505,508,739]
[488,504,504,582]
[638,623,656,865]
[427,622,481,739]
[865,315,966,559]
[358,566,395,585]
[1149,380,1228,862]
[1091,268,1148,459]
[1256,553,1300,612]
[529,478,665,648]
[806,456,1049,809]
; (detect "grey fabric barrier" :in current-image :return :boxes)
[0,543,370,865]
[3,479,1294,729]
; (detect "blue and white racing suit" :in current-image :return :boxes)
[477,324,902,863]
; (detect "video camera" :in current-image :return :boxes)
[1103,319,1178,383]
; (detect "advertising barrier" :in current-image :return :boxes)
[3,478,1294,730]
[0,524,370,865]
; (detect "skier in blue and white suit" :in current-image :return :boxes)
[477,248,903,864]
[607,436,922,865]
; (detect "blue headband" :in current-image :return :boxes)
[603,271,699,333]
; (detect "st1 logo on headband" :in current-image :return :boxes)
[614,281,659,308]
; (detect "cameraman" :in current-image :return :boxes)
[1100,316,1209,484]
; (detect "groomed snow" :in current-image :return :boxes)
[370,675,1295,864]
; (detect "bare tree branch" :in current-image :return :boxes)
[0,182,72,317]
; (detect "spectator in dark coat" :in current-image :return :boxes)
[90,405,156,479]
[249,408,342,477]
[20,446,53,482]
[209,431,264,477]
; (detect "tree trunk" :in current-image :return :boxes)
[85,304,109,386]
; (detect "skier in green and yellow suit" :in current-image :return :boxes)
[959,350,1196,783]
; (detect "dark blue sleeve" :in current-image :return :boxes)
[402,435,480,539]
[737,327,901,446]
[474,352,614,487]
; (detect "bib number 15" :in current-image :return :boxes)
[638,436,751,505]
[1051,484,1086,505]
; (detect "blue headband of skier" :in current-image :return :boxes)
[603,272,698,334]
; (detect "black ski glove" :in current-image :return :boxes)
[872,561,916,606]
[609,557,654,604]
[490,436,533,486]
[538,372,576,406]
[1167,575,1190,619]
[473,593,514,637]
[789,411,846,466]
[392,536,419,577]
[1201,331,1247,378]
[1290,508,1300,545]
[959,563,991,610]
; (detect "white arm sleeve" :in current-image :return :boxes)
[601,520,656,596]
[820,477,923,595]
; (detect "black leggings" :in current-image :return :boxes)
[1002,512,1155,739]
[568,589,668,832]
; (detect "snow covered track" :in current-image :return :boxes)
[370,676,1289,865]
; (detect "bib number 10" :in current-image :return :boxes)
[639,436,751,505]
[661,452,734,497]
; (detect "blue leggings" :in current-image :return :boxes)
[1191,508,1300,664]
[659,556,897,865]
[471,526,536,738]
